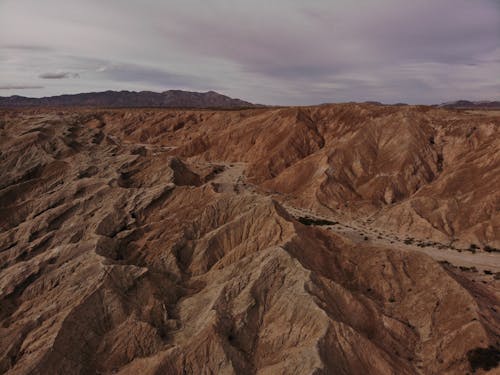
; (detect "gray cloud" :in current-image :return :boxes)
[2,44,52,52]
[99,63,210,88]
[159,1,499,79]
[0,0,498,104]
[39,72,79,79]
[0,85,43,90]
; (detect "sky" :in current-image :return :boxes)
[0,0,499,105]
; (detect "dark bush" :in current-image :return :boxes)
[298,217,338,226]
[484,245,500,253]
[467,346,500,372]
[459,266,478,273]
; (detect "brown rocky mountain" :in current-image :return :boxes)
[0,90,258,108]
[0,104,499,374]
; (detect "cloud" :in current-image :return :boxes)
[158,0,499,79]
[0,0,498,104]
[98,63,209,89]
[0,85,44,90]
[1,44,52,52]
[39,72,79,79]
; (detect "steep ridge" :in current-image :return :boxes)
[0,108,499,374]
[89,104,499,247]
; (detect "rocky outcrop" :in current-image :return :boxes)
[88,104,500,246]
[0,107,499,374]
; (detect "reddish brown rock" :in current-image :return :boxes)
[0,106,498,374]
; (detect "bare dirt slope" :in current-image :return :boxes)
[0,106,499,374]
[94,104,500,248]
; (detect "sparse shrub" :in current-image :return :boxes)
[364,236,369,241]
[484,245,500,253]
[459,266,477,272]
[298,217,337,226]
[467,244,478,253]
[467,346,500,372]
[404,238,414,245]
[484,270,493,275]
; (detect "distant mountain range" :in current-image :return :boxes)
[1,91,498,109]
[0,90,259,108]
[439,100,500,109]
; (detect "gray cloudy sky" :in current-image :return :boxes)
[0,0,499,104]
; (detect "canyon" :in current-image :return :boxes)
[0,104,499,374]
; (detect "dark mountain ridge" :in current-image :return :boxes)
[439,100,500,109]
[0,89,259,108]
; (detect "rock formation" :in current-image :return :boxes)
[0,105,499,374]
